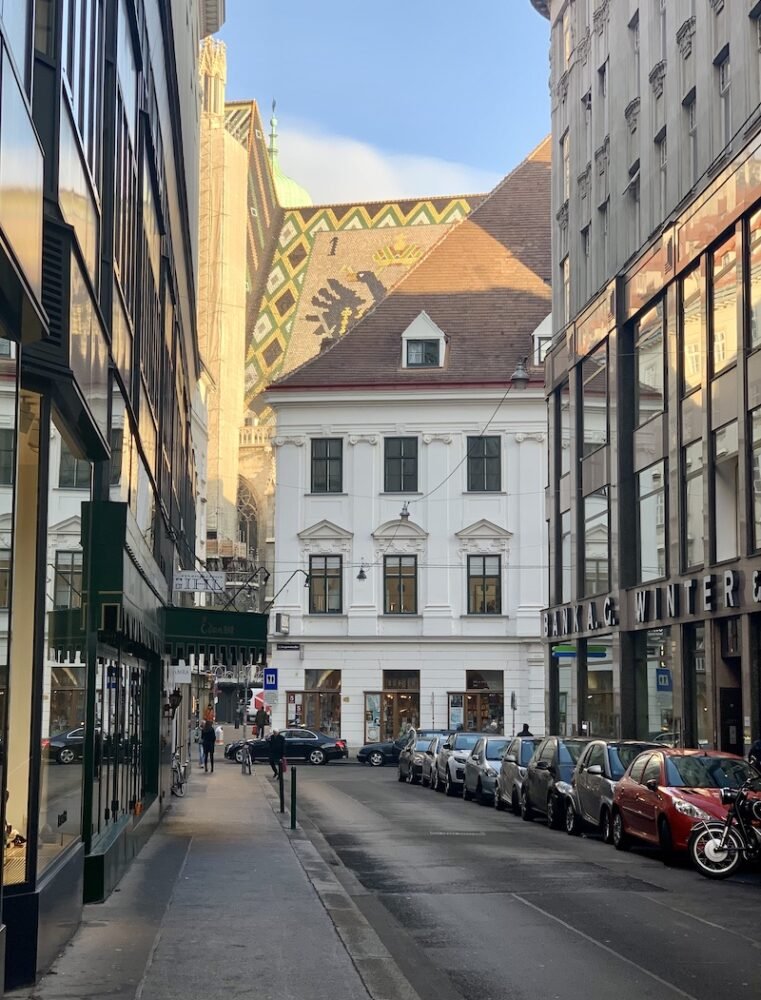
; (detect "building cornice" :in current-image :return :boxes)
[528,0,550,19]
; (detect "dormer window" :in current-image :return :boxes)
[400,311,446,369]
[407,340,439,367]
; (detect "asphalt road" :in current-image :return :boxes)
[292,763,761,1000]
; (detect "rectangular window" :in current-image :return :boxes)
[630,11,640,93]
[713,420,738,561]
[467,555,501,614]
[561,132,570,203]
[109,427,123,486]
[59,442,91,489]
[406,340,439,367]
[308,555,342,614]
[656,132,667,219]
[562,5,573,66]
[311,439,342,493]
[54,550,83,609]
[681,266,703,395]
[749,209,761,351]
[635,301,664,425]
[683,440,704,568]
[0,427,14,485]
[584,488,609,596]
[718,54,731,150]
[686,95,698,187]
[467,436,501,492]
[561,509,571,603]
[752,409,761,550]
[384,555,417,614]
[638,460,666,583]
[711,233,737,374]
[559,381,571,476]
[581,342,607,457]
[384,437,418,493]
[0,549,10,608]
[561,255,570,326]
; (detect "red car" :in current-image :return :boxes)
[611,748,756,858]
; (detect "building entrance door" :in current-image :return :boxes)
[719,687,743,757]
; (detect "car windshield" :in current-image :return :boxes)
[485,739,509,760]
[453,734,480,751]
[558,740,586,764]
[608,745,653,780]
[521,740,540,765]
[414,740,431,751]
[665,755,754,789]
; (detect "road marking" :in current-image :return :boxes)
[511,893,699,1000]
[429,831,485,837]
[642,893,761,950]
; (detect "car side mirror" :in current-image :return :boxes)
[535,760,550,771]
[504,754,518,765]
[645,778,659,792]
[586,764,603,776]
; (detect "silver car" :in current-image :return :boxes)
[463,736,510,804]
[563,739,658,841]
[432,732,488,796]
[495,736,541,814]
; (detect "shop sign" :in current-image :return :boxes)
[655,668,672,692]
[173,570,226,594]
[633,569,740,625]
[276,642,300,651]
[542,596,618,638]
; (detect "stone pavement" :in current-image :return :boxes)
[9,759,374,1000]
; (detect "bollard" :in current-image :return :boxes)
[290,767,297,830]
[279,763,285,813]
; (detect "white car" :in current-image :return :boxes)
[432,732,490,796]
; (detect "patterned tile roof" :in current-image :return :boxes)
[267,137,551,392]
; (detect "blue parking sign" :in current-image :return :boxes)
[264,668,278,691]
[655,667,672,692]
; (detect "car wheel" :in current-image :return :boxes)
[445,772,458,797]
[406,767,415,784]
[658,816,675,864]
[463,780,474,801]
[612,810,630,851]
[600,807,613,844]
[431,769,438,791]
[57,748,75,765]
[547,794,563,830]
[309,749,326,766]
[369,751,385,767]
[398,766,406,782]
[494,786,507,812]
[422,772,430,788]
[565,799,581,836]
[521,787,534,822]
[511,789,521,816]
[235,749,244,764]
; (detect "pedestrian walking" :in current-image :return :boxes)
[201,720,216,773]
[194,720,204,766]
[254,705,269,738]
[269,729,285,779]
[519,723,534,737]
[749,737,761,769]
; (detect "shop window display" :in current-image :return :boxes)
[448,670,504,733]
[287,669,341,736]
[364,670,420,742]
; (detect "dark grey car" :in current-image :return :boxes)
[563,739,659,841]
[495,736,541,813]
[463,737,510,804]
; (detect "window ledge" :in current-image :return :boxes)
[379,492,424,497]
[381,614,422,618]
[305,492,349,497]
[304,614,348,619]
[460,614,509,619]
[462,491,507,496]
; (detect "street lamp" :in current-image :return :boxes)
[510,356,530,390]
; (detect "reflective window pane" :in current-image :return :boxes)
[581,343,607,457]
[637,460,666,582]
[683,440,704,568]
[750,209,761,351]
[635,302,664,425]
[681,268,703,395]
[583,488,609,596]
[711,234,737,374]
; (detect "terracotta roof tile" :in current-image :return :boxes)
[268,137,551,392]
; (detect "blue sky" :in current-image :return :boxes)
[218,2,550,202]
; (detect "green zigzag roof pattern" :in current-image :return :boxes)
[246,197,475,409]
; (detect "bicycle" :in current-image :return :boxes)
[171,753,186,796]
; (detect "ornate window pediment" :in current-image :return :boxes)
[298,519,353,542]
[456,519,512,559]
[455,519,512,542]
[372,518,427,557]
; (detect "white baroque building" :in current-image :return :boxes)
[265,141,553,750]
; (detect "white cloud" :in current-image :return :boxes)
[277,123,501,204]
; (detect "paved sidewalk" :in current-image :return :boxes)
[11,762,371,1000]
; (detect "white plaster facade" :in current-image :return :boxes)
[267,382,549,751]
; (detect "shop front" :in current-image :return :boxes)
[287,669,341,736]
[364,670,420,743]
[447,670,504,733]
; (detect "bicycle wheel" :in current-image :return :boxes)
[173,770,186,797]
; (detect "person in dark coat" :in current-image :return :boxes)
[749,738,761,769]
[254,706,270,738]
[269,729,285,779]
[201,720,216,773]
[519,723,534,737]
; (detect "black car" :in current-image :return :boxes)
[225,728,347,766]
[358,729,449,767]
[521,736,589,827]
[45,728,86,764]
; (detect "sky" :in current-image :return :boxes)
[218,2,551,203]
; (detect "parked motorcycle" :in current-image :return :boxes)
[688,777,761,879]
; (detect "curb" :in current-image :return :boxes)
[258,774,422,1000]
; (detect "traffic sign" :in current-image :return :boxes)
[656,667,673,692]
[263,668,278,691]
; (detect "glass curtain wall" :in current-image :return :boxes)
[632,628,674,740]
[637,460,666,582]
[684,623,709,748]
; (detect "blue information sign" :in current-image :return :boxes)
[263,668,278,691]
[655,668,672,692]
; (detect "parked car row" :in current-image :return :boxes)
[224,728,348,766]
[395,728,761,868]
